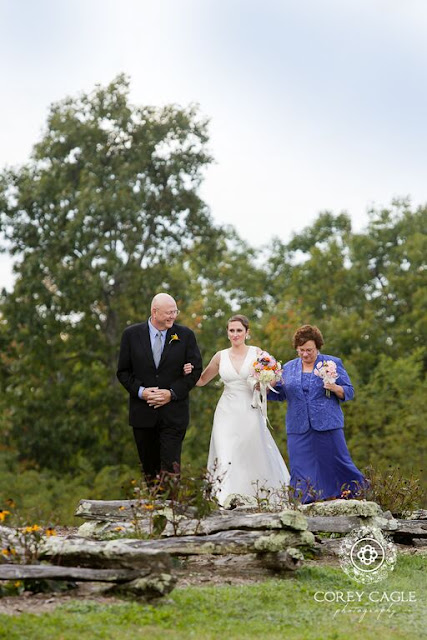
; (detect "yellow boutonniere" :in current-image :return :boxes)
[169,333,180,344]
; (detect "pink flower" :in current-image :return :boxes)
[313,360,338,397]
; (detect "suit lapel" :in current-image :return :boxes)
[140,322,156,368]
[159,326,175,366]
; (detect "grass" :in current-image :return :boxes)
[0,555,425,639]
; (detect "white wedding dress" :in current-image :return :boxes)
[207,346,290,505]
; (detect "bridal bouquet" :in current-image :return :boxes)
[249,351,283,424]
[313,360,338,397]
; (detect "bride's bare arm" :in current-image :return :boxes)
[195,352,220,386]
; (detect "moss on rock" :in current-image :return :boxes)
[254,530,315,553]
[300,500,382,518]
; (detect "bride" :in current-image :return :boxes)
[186,314,289,506]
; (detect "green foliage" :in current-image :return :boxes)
[0,75,425,502]
[0,465,87,525]
[360,465,424,516]
[0,74,220,471]
[0,578,76,597]
[345,349,426,490]
[121,465,219,538]
[0,580,25,598]
[0,453,135,525]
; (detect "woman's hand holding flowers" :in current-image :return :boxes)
[323,381,345,399]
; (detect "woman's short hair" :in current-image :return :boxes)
[293,324,324,349]
[227,314,250,331]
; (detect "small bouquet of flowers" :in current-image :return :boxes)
[249,351,283,424]
[313,360,338,397]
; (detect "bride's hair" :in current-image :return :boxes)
[227,314,249,331]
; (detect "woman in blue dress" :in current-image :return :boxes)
[269,324,365,503]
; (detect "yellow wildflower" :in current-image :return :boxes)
[23,524,41,533]
[144,504,155,511]
[45,527,57,537]
[0,510,11,522]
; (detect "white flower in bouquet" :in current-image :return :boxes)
[313,360,338,397]
[249,351,283,425]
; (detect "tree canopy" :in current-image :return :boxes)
[0,77,425,501]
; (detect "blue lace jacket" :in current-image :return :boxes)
[268,354,354,434]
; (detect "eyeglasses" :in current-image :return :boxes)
[155,308,180,317]
[297,348,316,354]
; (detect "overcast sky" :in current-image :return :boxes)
[1,0,427,289]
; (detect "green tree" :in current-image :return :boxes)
[259,204,426,488]
[349,200,427,355]
[1,73,425,499]
[345,349,426,486]
[0,75,223,471]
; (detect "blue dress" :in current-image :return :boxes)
[287,372,365,503]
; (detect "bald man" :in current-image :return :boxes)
[117,293,203,481]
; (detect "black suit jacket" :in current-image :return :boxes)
[116,321,202,429]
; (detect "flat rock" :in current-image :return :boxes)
[78,509,308,540]
[300,500,382,518]
[222,494,259,509]
[306,514,398,533]
[254,530,315,553]
[407,509,427,520]
[75,499,197,521]
[42,528,314,560]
